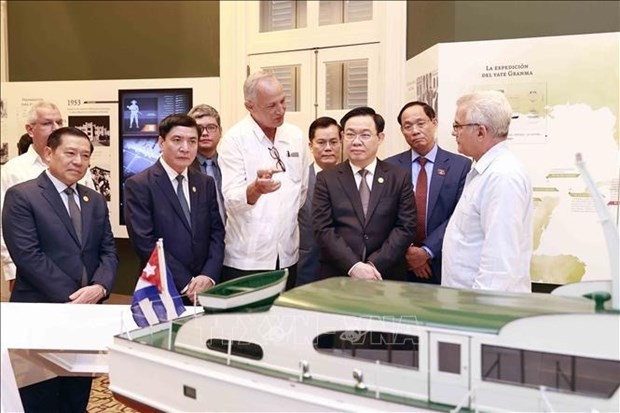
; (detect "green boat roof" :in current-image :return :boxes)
[275,278,597,334]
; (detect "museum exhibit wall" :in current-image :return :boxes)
[406,32,620,287]
[1,0,618,295]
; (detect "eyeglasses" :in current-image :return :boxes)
[313,139,341,149]
[269,146,286,172]
[199,124,219,135]
[452,123,480,133]
[34,119,64,128]
[401,120,429,132]
[343,132,374,141]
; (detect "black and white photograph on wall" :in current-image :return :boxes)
[416,71,439,115]
[0,143,8,165]
[0,99,7,118]
[68,115,111,146]
[91,166,111,201]
[68,115,113,202]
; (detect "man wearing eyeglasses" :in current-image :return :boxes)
[218,71,309,290]
[442,91,533,292]
[386,101,471,285]
[296,116,342,287]
[1,101,95,294]
[313,107,415,281]
[188,104,226,224]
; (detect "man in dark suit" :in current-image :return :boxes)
[2,127,118,412]
[296,117,342,287]
[188,104,226,224]
[386,101,471,284]
[313,107,415,281]
[124,114,225,304]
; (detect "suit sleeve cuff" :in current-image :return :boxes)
[421,246,434,259]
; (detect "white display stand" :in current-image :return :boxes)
[0,303,139,413]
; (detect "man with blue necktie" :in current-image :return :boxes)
[124,114,225,304]
[386,101,471,285]
[188,104,226,224]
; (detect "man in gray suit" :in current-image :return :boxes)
[296,117,342,287]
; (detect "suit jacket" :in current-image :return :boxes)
[385,146,471,283]
[190,155,226,224]
[124,160,225,292]
[297,163,318,286]
[312,159,416,280]
[2,172,118,303]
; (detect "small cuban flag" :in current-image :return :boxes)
[131,238,185,327]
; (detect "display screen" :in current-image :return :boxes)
[118,88,193,225]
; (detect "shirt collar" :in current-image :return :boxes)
[45,170,76,194]
[159,157,188,181]
[25,145,47,168]
[473,140,508,175]
[247,115,275,145]
[411,143,438,164]
[196,152,218,166]
[349,158,378,176]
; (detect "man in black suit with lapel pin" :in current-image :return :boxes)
[313,107,416,281]
[124,114,225,303]
[2,126,118,412]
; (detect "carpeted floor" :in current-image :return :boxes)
[87,295,137,412]
[88,375,136,413]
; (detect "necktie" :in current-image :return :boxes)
[358,169,370,217]
[414,157,428,246]
[176,175,191,227]
[64,187,88,286]
[203,159,226,223]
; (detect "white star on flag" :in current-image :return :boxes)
[143,263,156,278]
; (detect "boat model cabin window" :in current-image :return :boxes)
[313,331,419,369]
[482,345,620,398]
[206,339,264,361]
[437,342,461,374]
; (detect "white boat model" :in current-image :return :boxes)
[108,276,619,412]
[109,155,619,412]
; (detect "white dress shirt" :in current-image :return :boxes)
[350,158,377,191]
[442,141,533,292]
[218,115,309,270]
[1,146,95,281]
[159,157,190,210]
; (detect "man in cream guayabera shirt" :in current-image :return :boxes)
[442,90,533,292]
[218,71,308,290]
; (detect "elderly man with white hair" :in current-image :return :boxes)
[442,91,533,292]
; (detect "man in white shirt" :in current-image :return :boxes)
[218,71,309,290]
[442,91,533,292]
[1,101,95,291]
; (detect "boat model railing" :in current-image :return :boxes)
[575,153,620,310]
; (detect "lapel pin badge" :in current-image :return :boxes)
[437,169,446,176]
[378,177,385,184]
[192,186,197,193]
[82,195,89,202]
